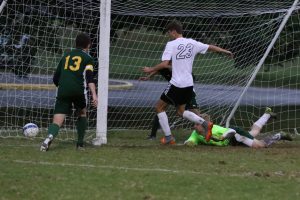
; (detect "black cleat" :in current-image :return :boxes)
[76,143,85,151]
[280,131,293,141]
[146,135,156,140]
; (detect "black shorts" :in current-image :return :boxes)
[185,91,199,110]
[160,83,193,106]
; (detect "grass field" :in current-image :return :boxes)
[1,130,300,200]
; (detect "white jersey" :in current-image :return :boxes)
[161,37,209,88]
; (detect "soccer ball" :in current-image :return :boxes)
[23,123,39,137]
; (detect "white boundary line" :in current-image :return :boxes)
[13,159,210,175]
[12,159,300,177]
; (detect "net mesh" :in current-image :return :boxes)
[0,0,299,139]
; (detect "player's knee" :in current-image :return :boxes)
[155,104,166,113]
[53,114,66,127]
[177,110,184,116]
[177,106,185,116]
[252,140,266,148]
[156,106,163,113]
[155,100,167,113]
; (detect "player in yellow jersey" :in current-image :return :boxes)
[40,33,98,151]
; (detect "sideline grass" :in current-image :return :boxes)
[1,131,300,200]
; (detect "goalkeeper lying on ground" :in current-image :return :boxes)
[184,107,293,148]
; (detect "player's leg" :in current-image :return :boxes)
[157,83,178,144]
[40,113,66,152]
[176,87,213,141]
[230,126,254,140]
[74,94,88,149]
[249,107,277,137]
[146,115,159,140]
[186,91,201,116]
[169,94,201,129]
[181,107,213,142]
[40,97,70,151]
[186,91,211,121]
[186,95,211,130]
[262,131,293,147]
[76,108,87,149]
[169,92,201,130]
[156,99,175,144]
[50,113,66,137]
[234,134,265,148]
[251,139,267,148]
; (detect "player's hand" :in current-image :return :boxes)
[92,95,98,108]
[142,67,153,73]
[227,51,234,58]
[138,76,150,81]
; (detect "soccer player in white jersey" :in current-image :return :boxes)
[142,20,233,144]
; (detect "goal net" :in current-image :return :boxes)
[0,0,299,140]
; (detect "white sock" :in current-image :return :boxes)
[234,134,254,147]
[183,110,205,124]
[157,112,171,137]
[253,113,270,129]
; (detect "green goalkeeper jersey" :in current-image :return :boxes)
[187,125,231,146]
[55,48,94,96]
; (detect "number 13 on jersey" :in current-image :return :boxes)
[64,56,82,71]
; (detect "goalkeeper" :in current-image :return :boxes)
[139,64,208,140]
[184,107,293,148]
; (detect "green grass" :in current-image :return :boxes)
[1,130,300,200]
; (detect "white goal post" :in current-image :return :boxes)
[93,0,111,145]
[0,0,300,143]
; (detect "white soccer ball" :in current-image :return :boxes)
[23,123,39,137]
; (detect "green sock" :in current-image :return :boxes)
[76,117,87,145]
[48,123,60,138]
[230,126,254,139]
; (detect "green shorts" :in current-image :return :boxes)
[228,126,254,146]
[54,93,87,114]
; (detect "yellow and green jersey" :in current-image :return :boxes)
[54,48,94,96]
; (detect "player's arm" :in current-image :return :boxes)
[53,59,63,87]
[208,45,234,58]
[139,70,158,81]
[142,42,172,74]
[142,60,170,74]
[85,64,98,108]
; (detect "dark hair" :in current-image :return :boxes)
[76,33,91,49]
[166,20,183,34]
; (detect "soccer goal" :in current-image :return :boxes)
[0,0,299,143]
